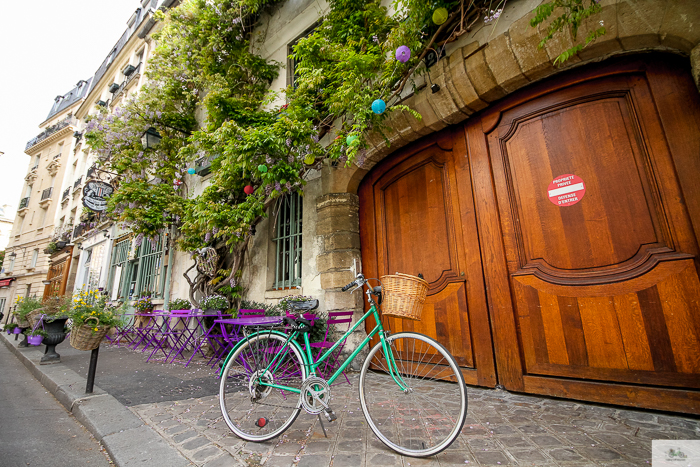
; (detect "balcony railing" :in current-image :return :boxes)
[25,116,77,151]
[62,188,70,200]
[19,197,29,209]
[73,177,82,190]
[112,63,142,100]
[31,164,39,171]
[86,165,97,180]
[41,187,53,201]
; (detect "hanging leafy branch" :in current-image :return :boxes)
[85,0,605,304]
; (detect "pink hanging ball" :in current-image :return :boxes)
[244,185,254,195]
[396,45,411,63]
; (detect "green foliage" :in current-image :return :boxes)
[530,0,605,65]
[68,290,122,328]
[200,294,229,311]
[168,298,192,310]
[13,296,43,321]
[24,329,48,338]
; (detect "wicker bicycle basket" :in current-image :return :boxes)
[379,273,429,321]
[69,317,111,351]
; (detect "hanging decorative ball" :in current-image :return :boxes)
[244,185,254,195]
[371,99,386,114]
[346,134,359,146]
[396,45,411,63]
[257,164,268,173]
[187,168,196,175]
[432,7,449,25]
[304,154,315,165]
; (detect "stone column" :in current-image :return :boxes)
[315,185,367,368]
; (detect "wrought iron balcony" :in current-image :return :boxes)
[41,187,53,201]
[31,164,39,172]
[19,197,29,209]
[73,177,82,190]
[111,63,142,100]
[25,116,77,151]
[62,188,70,200]
[86,165,97,180]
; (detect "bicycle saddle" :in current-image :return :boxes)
[287,299,319,312]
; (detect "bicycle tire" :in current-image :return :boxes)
[219,332,307,442]
[359,332,468,457]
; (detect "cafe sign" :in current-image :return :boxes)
[82,181,114,212]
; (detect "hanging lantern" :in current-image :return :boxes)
[257,164,268,173]
[371,99,386,114]
[304,154,315,165]
[187,168,196,175]
[396,45,411,63]
[244,185,254,195]
[432,7,449,25]
[346,134,359,146]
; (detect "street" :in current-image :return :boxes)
[0,342,111,467]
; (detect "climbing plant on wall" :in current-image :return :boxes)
[85,0,604,305]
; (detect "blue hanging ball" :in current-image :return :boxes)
[187,168,196,175]
[371,99,386,115]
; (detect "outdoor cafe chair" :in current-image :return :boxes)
[307,310,354,384]
[146,310,192,363]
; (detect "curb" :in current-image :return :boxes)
[1,332,191,467]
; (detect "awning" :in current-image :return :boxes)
[0,278,15,287]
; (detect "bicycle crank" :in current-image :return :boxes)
[299,376,332,415]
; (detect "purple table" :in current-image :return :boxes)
[207,316,284,367]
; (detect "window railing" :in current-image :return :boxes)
[41,187,53,201]
[19,197,29,209]
[112,63,142,100]
[86,165,97,180]
[31,164,39,172]
[62,188,70,200]
[73,177,82,189]
[273,193,303,290]
[25,116,77,151]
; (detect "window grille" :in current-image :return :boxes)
[107,237,131,300]
[136,235,165,298]
[273,193,303,289]
[287,24,318,88]
[0,298,6,314]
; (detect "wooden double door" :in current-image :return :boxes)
[358,55,700,414]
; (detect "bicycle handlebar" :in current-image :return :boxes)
[341,281,357,292]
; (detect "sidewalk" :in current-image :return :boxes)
[3,331,699,466]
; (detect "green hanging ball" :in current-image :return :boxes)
[257,164,268,173]
[346,134,359,146]
[433,7,448,25]
[304,154,315,165]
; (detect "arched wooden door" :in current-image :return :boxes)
[359,130,497,387]
[359,54,700,413]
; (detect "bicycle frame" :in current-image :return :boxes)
[219,301,410,394]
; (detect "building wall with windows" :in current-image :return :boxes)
[0,204,14,252]
[0,82,89,316]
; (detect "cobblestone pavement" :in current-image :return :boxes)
[130,373,700,467]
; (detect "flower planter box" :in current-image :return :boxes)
[27,335,44,346]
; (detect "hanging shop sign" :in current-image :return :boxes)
[548,174,586,207]
[82,181,114,212]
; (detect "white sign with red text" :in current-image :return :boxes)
[548,174,585,207]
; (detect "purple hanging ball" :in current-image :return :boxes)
[396,45,411,63]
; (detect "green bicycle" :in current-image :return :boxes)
[218,270,468,457]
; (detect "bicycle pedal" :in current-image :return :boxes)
[323,408,337,422]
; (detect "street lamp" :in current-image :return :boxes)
[141,127,162,150]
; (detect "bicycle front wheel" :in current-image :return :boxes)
[219,332,307,442]
[359,332,467,457]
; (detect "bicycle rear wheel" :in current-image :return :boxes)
[359,332,467,457]
[219,332,307,442]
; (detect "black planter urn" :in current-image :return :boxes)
[41,317,69,365]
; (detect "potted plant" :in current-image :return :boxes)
[13,295,43,328]
[200,294,229,313]
[3,323,19,334]
[24,329,48,346]
[168,298,191,314]
[67,289,120,351]
[134,294,153,314]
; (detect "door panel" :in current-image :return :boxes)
[359,132,496,386]
[483,59,700,403]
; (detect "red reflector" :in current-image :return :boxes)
[256,417,267,427]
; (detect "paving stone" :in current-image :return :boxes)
[191,445,223,461]
[337,440,363,452]
[491,425,517,435]
[172,429,199,443]
[530,435,563,447]
[561,433,597,445]
[182,436,210,451]
[303,440,331,453]
[578,446,622,460]
[467,437,501,450]
[518,425,547,434]
[264,455,296,467]
[367,452,398,465]
[508,448,548,463]
[499,436,533,448]
[549,448,585,461]
[158,418,181,429]
[165,423,190,435]
[272,442,302,455]
[203,453,243,467]
[472,450,513,465]
[332,453,363,467]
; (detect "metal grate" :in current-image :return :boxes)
[41,187,53,201]
[19,197,29,209]
[73,177,82,189]
[273,193,303,290]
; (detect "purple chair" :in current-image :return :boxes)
[146,311,193,362]
[308,311,354,384]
